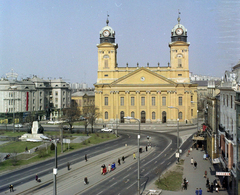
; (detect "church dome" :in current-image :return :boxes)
[99,18,115,43]
[171,16,188,42]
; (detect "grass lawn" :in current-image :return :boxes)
[0,132,117,173]
[155,159,184,191]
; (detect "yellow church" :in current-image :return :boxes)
[94,16,198,124]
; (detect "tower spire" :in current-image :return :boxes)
[106,12,109,26]
[177,9,181,24]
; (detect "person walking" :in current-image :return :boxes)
[9,184,14,192]
[25,146,28,152]
[108,164,111,172]
[67,162,70,170]
[199,188,202,195]
[85,154,88,162]
[118,158,121,165]
[133,152,136,159]
[191,157,194,165]
[84,177,88,185]
[195,188,199,195]
[146,145,148,152]
[194,161,197,169]
[35,174,38,181]
[122,156,125,163]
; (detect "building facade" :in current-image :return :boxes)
[94,16,197,124]
[71,91,95,113]
[0,74,71,123]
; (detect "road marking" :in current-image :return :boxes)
[167,162,171,165]
[161,161,165,164]
[123,174,130,179]
[142,159,145,162]
[154,161,157,164]
[127,181,137,189]
[110,182,118,187]
[96,191,103,195]
[141,181,146,186]
[127,168,131,171]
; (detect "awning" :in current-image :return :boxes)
[192,136,205,141]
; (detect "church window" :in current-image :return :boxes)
[223,94,225,105]
[105,111,108,119]
[131,97,135,106]
[104,97,108,106]
[162,97,166,106]
[141,97,145,106]
[108,51,110,54]
[178,59,182,67]
[191,109,193,116]
[179,97,182,106]
[152,112,156,120]
[191,96,193,101]
[178,112,183,119]
[104,74,108,77]
[104,60,108,68]
[120,97,124,106]
[152,97,155,106]
[231,95,233,108]
[178,74,182,76]
[131,111,135,118]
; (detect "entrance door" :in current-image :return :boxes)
[162,111,166,123]
[141,111,146,123]
[120,111,124,123]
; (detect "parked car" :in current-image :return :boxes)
[63,125,74,130]
[14,124,23,128]
[101,127,112,132]
[79,116,86,121]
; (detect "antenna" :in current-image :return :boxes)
[6,69,18,80]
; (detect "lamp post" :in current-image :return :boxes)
[124,116,140,195]
[168,106,180,162]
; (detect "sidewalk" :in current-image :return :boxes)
[145,148,229,195]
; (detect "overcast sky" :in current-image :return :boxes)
[0,0,239,86]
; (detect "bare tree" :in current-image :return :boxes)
[62,100,81,133]
[83,105,100,133]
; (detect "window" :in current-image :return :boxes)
[105,112,108,119]
[227,95,228,107]
[120,97,124,106]
[63,91,65,95]
[33,99,35,104]
[178,59,182,67]
[55,92,58,96]
[131,111,135,118]
[131,97,135,106]
[223,94,225,105]
[231,95,232,108]
[40,99,42,104]
[55,98,58,103]
[179,97,182,106]
[191,109,193,116]
[104,97,108,106]
[63,104,65,108]
[40,106,42,110]
[152,97,155,106]
[40,91,42,97]
[178,112,182,119]
[104,60,108,68]
[191,96,193,102]
[178,74,182,76]
[63,98,65,102]
[162,97,166,106]
[141,97,145,106]
[33,106,35,111]
[32,92,35,97]
[152,112,156,120]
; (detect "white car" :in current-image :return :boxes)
[101,127,113,132]
[14,124,23,128]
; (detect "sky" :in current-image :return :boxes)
[0,0,239,87]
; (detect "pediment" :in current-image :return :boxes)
[110,67,176,86]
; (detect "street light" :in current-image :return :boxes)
[124,116,140,195]
[168,106,180,162]
[41,136,58,195]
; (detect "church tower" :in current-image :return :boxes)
[97,17,118,84]
[169,15,190,83]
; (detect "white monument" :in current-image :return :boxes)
[19,121,44,142]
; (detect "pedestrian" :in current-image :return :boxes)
[84,177,88,185]
[85,154,88,162]
[101,165,103,174]
[204,170,207,178]
[67,162,70,170]
[195,188,198,195]
[146,145,148,152]
[35,174,38,181]
[118,158,121,165]
[206,178,209,187]
[194,161,197,169]
[191,157,193,165]
[25,146,28,152]
[9,184,14,192]
[199,188,202,195]
[122,156,125,163]
[108,164,111,172]
[133,152,136,159]
[215,183,219,193]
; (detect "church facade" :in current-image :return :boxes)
[94,16,198,124]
